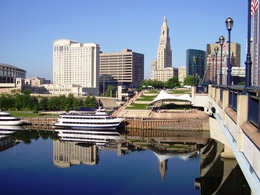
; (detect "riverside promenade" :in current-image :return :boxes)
[112,90,209,130]
[22,90,209,131]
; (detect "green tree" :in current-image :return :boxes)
[65,93,75,111]
[48,96,60,111]
[183,75,200,86]
[22,89,31,108]
[105,85,114,97]
[14,94,23,110]
[0,94,8,110]
[184,75,194,86]
[166,76,180,88]
[140,79,166,89]
[84,95,91,107]
[58,95,66,110]
[27,96,38,111]
[73,98,83,108]
[84,95,98,108]
[90,96,98,108]
[39,97,49,111]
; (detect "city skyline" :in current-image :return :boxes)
[0,0,249,80]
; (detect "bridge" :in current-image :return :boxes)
[192,84,260,194]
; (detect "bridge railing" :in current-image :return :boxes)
[247,87,260,129]
[195,85,208,93]
[228,85,244,112]
[211,85,260,129]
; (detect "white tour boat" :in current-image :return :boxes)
[55,128,125,145]
[0,111,24,126]
[54,107,124,130]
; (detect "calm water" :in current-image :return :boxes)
[0,128,250,195]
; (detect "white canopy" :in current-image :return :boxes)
[151,90,192,104]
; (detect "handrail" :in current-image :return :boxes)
[247,87,260,129]
[227,85,244,111]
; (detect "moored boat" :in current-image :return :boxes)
[54,107,124,130]
[0,111,24,126]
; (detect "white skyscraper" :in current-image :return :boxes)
[53,39,99,94]
[157,16,172,69]
[151,17,174,81]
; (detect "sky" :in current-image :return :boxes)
[0,0,250,80]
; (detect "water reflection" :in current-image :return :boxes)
[54,128,125,146]
[0,126,24,152]
[53,128,126,167]
[53,127,250,194]
[0,126,251,194]
[195,139,250,194]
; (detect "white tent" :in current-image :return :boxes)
[150,90,192,104]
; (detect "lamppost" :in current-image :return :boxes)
[244,0,252,92]
[225,16,234,85]
[211,53,215,84]
[219,36,225,85]
[214,46,219,85]
[193,56,197,86]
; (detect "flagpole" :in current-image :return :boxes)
[244,0,252,92]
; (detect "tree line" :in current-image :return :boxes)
[140,75,198,89]
[0,89,98,113]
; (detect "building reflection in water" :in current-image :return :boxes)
[53,140,98,167]
[53,128,126,168]
[53,127,251,193]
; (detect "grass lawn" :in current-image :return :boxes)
[167,89,191,94]
[9,111,59,118]
[144,90,159,94]
[134,95,157,101]
[126,103,151,110]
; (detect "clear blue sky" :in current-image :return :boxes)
[0,0,249,80]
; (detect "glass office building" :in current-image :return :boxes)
[186,49,206,81]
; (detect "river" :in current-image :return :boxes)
[0,127,250,194]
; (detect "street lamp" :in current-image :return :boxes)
[219,36,225,85]
[214,46,219,85]
[211,53,215,84]
[193,56,197,86]
[244,0,252,92]
[225,16,234,85]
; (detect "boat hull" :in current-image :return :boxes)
[55,124,120,130]
[0,111,24,126]
[0,121,24,126]
[54,107,124,130]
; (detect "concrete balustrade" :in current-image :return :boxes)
[193,84,260,194]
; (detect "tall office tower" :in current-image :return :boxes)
[53,39,100,89]
[186,49,206,83]
[252,2,259,86]
[206,42,241,85]
[151,17,174,81]
[99,49,144,88]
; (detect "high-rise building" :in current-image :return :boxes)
[205,41,241,85]
[99,49,144,88]
[53,39,99,94]
[186,49,206,84]
[151,17,175,81]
